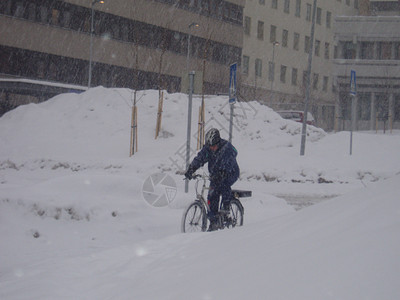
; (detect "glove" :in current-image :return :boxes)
[184,166,196,180]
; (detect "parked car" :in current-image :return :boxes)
[276,110,316,126]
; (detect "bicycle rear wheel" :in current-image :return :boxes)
[228,199,244,228]
[181,201,207,233]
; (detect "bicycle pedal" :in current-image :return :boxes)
[219,209,230,215]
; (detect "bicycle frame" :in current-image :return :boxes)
[193,173,211,214]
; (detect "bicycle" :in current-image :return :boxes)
[181,173,251,233]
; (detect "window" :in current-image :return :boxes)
[284,0,290,13]
[360,42,374,59]
[40,6,49,23]
[375,93,389,120]
[291,68,298,86]
[293,32,300,50]
[243,55,250,74]
[354,0,359,9]
[280,65,287,83]
[270,25,277,43]
[343,42,356,59]
[378,42,392,60]
[28,3,36,21]
[306,3,311,21]
[259,0,265,5]
[282,30,288,47]
[255,59,262,77]
[51,9,60,25]
[244,16,251,35]
[295,0,301,17]
[394,94,400,121]
[358,93,371,121]
[121,22,130,41]
[272,0,278,9]
[326,11,332,28]
[316,7,322,25]
[14,2,24,18]
[313,73,319,90]
[257,21,264,40]
[346,0,350,6]
[305,36,311,53]
[395,43,400,59]
[303,71,308,87]
[339,93,352,120]
[323,76,328,92]
[315,40,320,56]
[324,42,330,59]
[268,61,275,82]
[62,10,71,28]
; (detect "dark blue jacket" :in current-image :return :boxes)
[190,139,240,183]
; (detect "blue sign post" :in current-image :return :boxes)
[229,63,237,104]
[350,70,357,96]
[349,70,357,155]
[229,63,237,142]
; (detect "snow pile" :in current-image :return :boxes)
[1,87,400,300]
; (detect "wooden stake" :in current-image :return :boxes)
[130,106,134,157]
[130,105,138,156]
[155,91,164,139]
[134,106,138,152]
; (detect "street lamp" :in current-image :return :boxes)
[270,41,279,106]
[186,22,199,73]
[185,22,198,193]
[88,0,104,88]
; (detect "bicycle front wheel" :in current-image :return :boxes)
[181,201,207,233]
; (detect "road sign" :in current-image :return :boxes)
[350,70,356,96]
[229,63,237,104]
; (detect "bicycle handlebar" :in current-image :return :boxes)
[184,173,208,181]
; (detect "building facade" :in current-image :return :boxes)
[334,13,400,131]
[0,0,244,114]
[241,0,358,130]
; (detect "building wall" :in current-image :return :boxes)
[241,0,358,130]
[0,0,244,107]
[334,15,400,131]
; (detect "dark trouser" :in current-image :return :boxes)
[207,176,238,219]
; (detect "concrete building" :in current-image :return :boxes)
[333,0,400,131]
[241,0,358,130]
[0,0,244,115]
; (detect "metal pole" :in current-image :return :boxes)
[186,33,191,74]
[300,0,317,156]
[270,41,279,106]
[186,23,199,80]
[350,94,356,155]
[88,0,104,88]
[88,4,94,88]
[229,104,234,143]
[185,71,195,193]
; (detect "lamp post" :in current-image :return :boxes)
[300,0,317,156]
[270,41,279,106]
[186,22,199,73]
[185,22,198,193]
[88,0,104,88]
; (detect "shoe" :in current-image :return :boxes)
[207,220,219,232]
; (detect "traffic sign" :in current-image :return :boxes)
[350,70,356,96]
[229,63,237,104]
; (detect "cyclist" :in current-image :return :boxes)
[185,128,240,231]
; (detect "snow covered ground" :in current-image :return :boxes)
[0,87,399,299]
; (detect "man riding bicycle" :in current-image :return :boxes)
[185,128,240,231]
